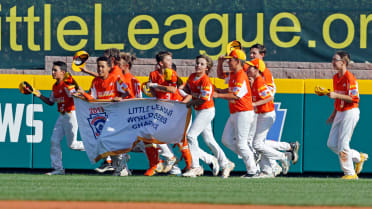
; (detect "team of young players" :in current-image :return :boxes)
[34,44,367,179]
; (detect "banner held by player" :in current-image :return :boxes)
[73,98,191,163]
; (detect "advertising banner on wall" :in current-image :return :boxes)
[1,0,372,69]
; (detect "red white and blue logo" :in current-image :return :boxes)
[87,112,108,139]
[267,103,287,142]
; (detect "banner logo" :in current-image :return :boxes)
[87,112,108,138]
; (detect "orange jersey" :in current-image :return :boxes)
[149,69,177,100]
[123,73,141,99]
[186,73,214,110]
[223,69,253,114]
[251,76,275,113]
[110,65,124,78]
[86,73,129,100]
[333,70,359,111]
[261,67,276,94]
[172,89,188,102]
[50,81,75,113]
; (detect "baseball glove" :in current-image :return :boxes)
[141,82,153,97]
[314,85,330,96]
[19,81,34,95]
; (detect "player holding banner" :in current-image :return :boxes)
[325,51,368,180]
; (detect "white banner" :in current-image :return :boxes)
[74,98,191,163]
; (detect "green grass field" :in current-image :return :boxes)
[1,173,372,206]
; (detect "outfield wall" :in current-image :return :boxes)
[0,74,370,173]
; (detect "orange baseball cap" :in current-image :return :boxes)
[246,58,266,72]
[224,49,246,60]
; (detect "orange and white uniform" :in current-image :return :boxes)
[186,73,231,170]
[251,76,288,175]
[221,69,258,175]
[149,69,177,100]
[84,73,130,100]
[123,72,142,98]
[327,70,362,176]
[48,80,84,171]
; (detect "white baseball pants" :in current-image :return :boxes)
[222,111,258,174]
[187,108,229,168]
[253,111,287,174]
[327,108,361,176]
[50,111,84,170]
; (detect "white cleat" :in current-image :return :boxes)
[211,157,220,176]
[45,169,65,175]
[182,167,204,178]
[221,161,235,179]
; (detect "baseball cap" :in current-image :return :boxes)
[226,40,242,55]
[72,51,89,72]
[224,49,246,60]
[245,58,266,72]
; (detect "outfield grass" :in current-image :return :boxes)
[1,174,372,206]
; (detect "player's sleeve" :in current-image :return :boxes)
[133,78,142,98]
[117,78,134,98]
[232,76,249,98]
[348,76,359,103]
[83,82,96,100]
[257,83,273,100]
[178,89,189,98]
[262,69,276,95]
[200,79,213,101]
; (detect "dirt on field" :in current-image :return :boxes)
[0,201,369,209]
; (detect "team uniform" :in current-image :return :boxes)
[49,81,84,172]
[251,75,290,175]
[327,70,365,177]
[123,72,142,98]
[221,69,258,175]
[185,73,231,175]
[145,68,180,175]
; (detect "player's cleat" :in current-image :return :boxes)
[211,157,220,176]
[280,152,291,175]
[95,161,114,173]
[290,141,300,164]
[273,163,283,177]
[144,161,164,176]
[355,153,368,174]
[46,169,65,175]
[182,167,204,178]
[221,161,235,179]
[341,174,358,180]
[162,156,177,173]
[257,172,275,178]
[169,164,182,176]
[113,154,131,177]
[240,172,260,178]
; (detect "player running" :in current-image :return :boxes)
[33,61,84,175]
[326,51,368,180]
[182,54,234,178]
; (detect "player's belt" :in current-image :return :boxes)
[60,111,72,115]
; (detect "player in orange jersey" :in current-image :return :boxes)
[144,51,180,176]
[248,44,299,176]
[118,52,142,99]
[182,54,233,178]
[326,51,368,180]
[76,56,132,175]
[246,58,291,178]
[214,49,256,178]
[33,61,84,175]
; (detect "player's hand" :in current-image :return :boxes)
[213,92,219,98]
[147,82,158,88]
[218,55,225,64]
[33,89,41,97]
[326,114,335,124]
[328,91,337,99]
[79,66,88,73]
[112,97,123,102]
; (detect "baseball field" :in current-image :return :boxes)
[0,171,371,209]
